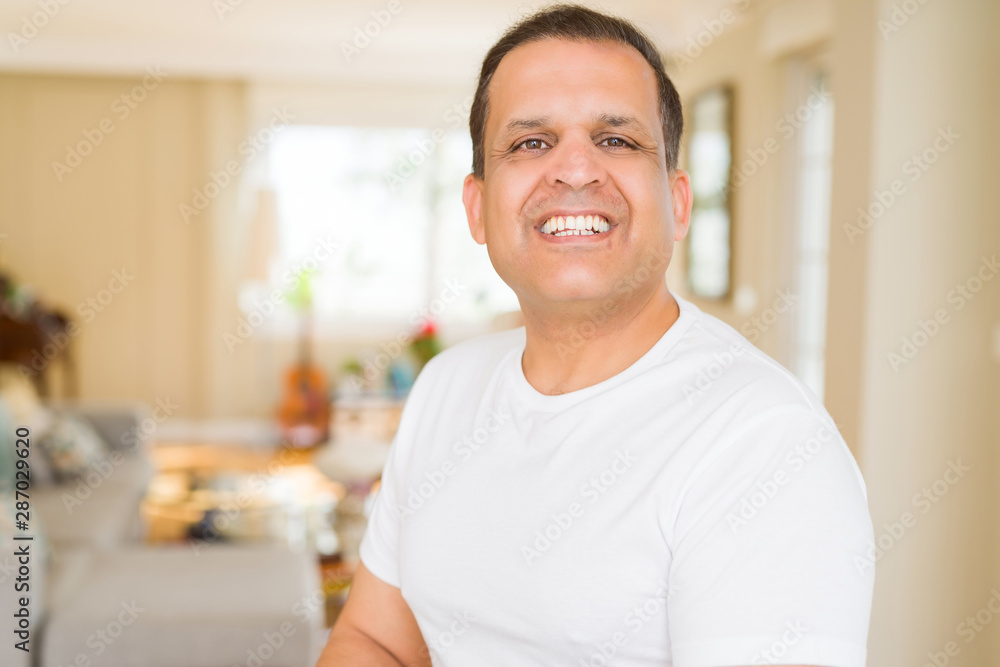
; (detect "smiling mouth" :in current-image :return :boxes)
[539,215,611,237]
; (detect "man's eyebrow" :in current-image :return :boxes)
[494,113,658,145]
[595,113,656,140]
[500,116,553,137]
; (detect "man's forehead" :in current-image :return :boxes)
[492,37,655,84]
[486,38,661,137]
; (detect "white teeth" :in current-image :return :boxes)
[541,214,610,236]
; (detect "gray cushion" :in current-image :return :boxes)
[47,548,96,613]
[36,413,109,481]
[49,400,153,454]
[33,454,151,551]
[43,545,326,667]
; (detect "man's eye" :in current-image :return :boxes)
[516,138,550,151]
[601,137,635,149]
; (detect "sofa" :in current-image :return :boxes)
[0,397,327,667]
[32,402,154,551]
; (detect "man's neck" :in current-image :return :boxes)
[519,281,680,396]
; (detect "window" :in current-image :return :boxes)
[256,126,519,336]
[789,66,834,400]
[686,87,734,300]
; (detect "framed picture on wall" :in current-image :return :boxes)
[685,85,734,300]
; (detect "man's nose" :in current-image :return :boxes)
[545,133,607,190]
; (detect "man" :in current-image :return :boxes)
[317,5,874,666]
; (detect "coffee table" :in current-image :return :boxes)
[141,443,343,549]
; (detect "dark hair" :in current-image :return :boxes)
[469,3,683,179]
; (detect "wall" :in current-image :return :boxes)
[0,73,476,418]
[860,0,1000,663]
[0,73,246,418]
[669,0,830,392]
[669,0,1000,663]
[3,12,999,664]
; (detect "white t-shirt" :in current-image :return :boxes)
[359,291,875,667]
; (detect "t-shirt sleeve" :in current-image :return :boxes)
[357,431,405,588]
[665,406,875,667]
[357,354,444,589]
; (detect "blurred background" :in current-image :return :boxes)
[0,0,997,665]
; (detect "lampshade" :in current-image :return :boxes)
[247,188,279,282]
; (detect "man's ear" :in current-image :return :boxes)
[463,173,486,245]
[670,168,693,242]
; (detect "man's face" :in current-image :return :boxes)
[463,38,691,315]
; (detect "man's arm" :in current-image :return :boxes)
[316,562,431,667]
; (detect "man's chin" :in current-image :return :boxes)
[520,284,618,313]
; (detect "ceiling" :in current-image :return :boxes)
[0,0,751,87]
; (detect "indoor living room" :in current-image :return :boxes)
[1,0,998,666]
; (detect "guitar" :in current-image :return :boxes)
[277,309,331,448]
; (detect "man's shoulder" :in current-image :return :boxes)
[671,305,828,418]
[416,326,525,387]
[433,326,526,366]
[668,307,857,497]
